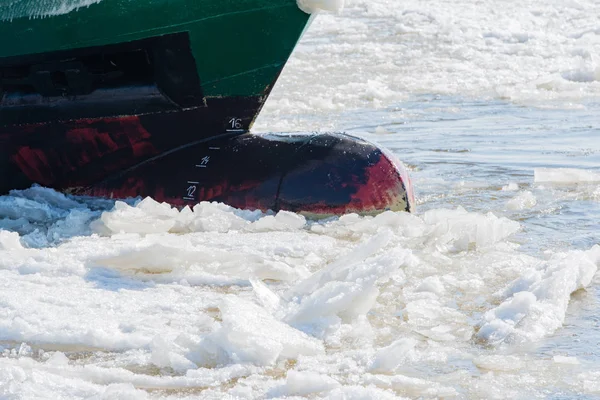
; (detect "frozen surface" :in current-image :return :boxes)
[1,0,600,398]
[297,0,345,14]
[535,168,600,183]
[0,0,101,20]
[256,0,600,132]
[0,189,599,398]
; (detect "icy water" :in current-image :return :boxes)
[1,0,600,399]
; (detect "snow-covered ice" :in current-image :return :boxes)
[0,188,598,398]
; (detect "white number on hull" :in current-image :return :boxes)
[229,118,242,129]
[186,185,197,198]
[196,156,210,168]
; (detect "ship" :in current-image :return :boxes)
[0,0,414,216]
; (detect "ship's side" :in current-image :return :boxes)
[0,0,311,194]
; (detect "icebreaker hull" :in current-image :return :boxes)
[77,132,414,216]
[0,0,415,215]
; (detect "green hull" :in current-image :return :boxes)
[0,0,310,98]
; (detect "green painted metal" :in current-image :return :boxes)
[0,0,310,97]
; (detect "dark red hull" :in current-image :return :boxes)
[0,113,413,215]
[78,131,414,215]
[0,97,260,192]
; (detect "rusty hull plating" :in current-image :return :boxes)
[79,132,414,216]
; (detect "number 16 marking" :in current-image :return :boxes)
[227,117,244,132]
[229,118,242,129]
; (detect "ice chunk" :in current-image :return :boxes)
[0,230,23,251]
[553,355,580,365]
[283,231,410,328]
[93,199,177,235]
[46,352,69,366]
[93,199,299,236]
[473,355,524,372]
[250,277,282,314]
[196,297,324,366]
[150,336,196,372]
[96,383,147,400]
[285,230,392,299]
[579,372,600,394]
[277,370,340,397]
[477,291,537,344]
[369,338,418,373]
[502,183,519,191]
[11,185,82,210]
[478,245,600,344]
[362,373,458,398]
[534,168,600,183]
[404,299,473,342]
[423,207,520,251]
[321,386,403,400]
[189,202,251,232]
[506,191,537,210]
[561,66,600,83]
[297,0,344,14]
[249,211,306,232]
[415,276,445,295]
